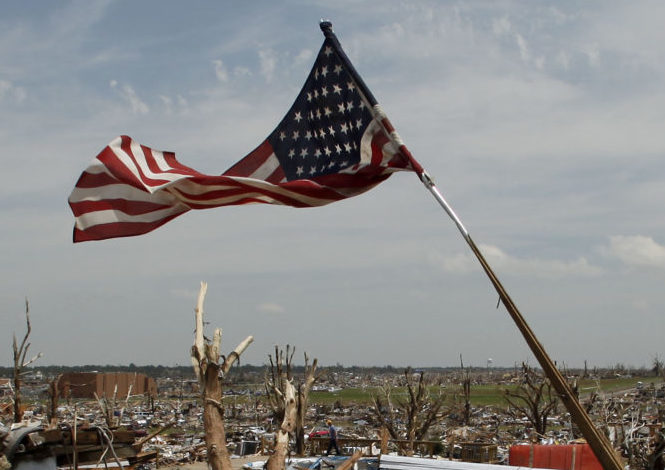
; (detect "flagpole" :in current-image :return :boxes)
[421,173,624,470]
[319,20,624,470]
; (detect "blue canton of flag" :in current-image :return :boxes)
[267,43,371,181]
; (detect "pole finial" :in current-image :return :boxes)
[319,20,333,35]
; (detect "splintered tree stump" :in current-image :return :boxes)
[190,282,253,470]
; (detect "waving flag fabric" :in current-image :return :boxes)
[69,34,421,242]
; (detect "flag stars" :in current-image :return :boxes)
[334,64,343,75]
[296,166,304,176]
[292,130,300,140]
[335,144,342,154]
[328,126,336,136]
[319,128,326,138]
[320,86,329,97]
[337,103,346,113]
[288,148,296,158]
[340,123,349,134]
[346,101,354,112]
[328,160,336,169]
[321,66,328,77]
[310,166,317,175]
[314,149,322,158]
[344,142,352,152]
[279,131,287,141]
[294,111,303,122]
[300,148,309,158]
[332,84,342,95]
[347,81,356,92]
[305,130,313,140]
[324,46,333,56]
[324,146,332,156]
[324,107,332,117]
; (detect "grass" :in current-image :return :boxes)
[304,376,663,409]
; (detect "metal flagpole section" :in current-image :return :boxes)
[419,171,469,240]
[318,20,624,470]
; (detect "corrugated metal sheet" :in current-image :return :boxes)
[379,454,550,470]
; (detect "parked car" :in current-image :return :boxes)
[307,428,330,439]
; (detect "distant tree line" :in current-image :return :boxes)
[1,362,659,381]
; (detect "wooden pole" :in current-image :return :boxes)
[462,236,623,470]
[422,174,623,470]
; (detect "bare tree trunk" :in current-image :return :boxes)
[266,380,297,470]
[190,282,253,470]
[47,377,59,428]
[265,346,319,457]
[295,353,318,455]
[12,299,42,423]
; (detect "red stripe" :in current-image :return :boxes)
[95,145,147,192]
[69,198,175,217]
[223,140,274,177]
[370,132,390,166]
[73,210,186,243]
[264,165,286,184]
[381,117,395,134]
[171,177,345,208]
[118,136,178,187]
[398,144,424,174]
[74,171,122,189]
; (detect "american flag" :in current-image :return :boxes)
[69,35,421,242]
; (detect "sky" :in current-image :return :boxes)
[2,1,665,370]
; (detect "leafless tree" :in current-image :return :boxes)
[12,299,43,423]
[372,367,447,455]
[504,363,559,437]
[653,355,664,378]
[459,354,471,426]
[264,345,319,455]
[190,282,253,470]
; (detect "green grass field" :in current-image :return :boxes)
[305,376,662,409]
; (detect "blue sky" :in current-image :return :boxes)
[2,1,665,369]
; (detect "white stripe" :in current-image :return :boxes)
[69,183,179,205]
[150,148,177,172]
[75,205,188,231]
[107,138,189,192]
[359,120,381,165]
[248,154,280,180]
[172,176,337,207]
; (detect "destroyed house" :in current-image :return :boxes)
[57,372,156,398]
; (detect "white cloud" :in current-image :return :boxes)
[212,59,229,82]
[258,48,277,83]
[170,288,200,300]
[110,80,149,114]
[436,244,602,278]
[492,16,512,35]
[515,33,529,62]
[601,235,665,268]
[233,66,252,78]
[294,49,313,64]
[584,42,600,67]
[0,79,26,103]
[257,302,285,314]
